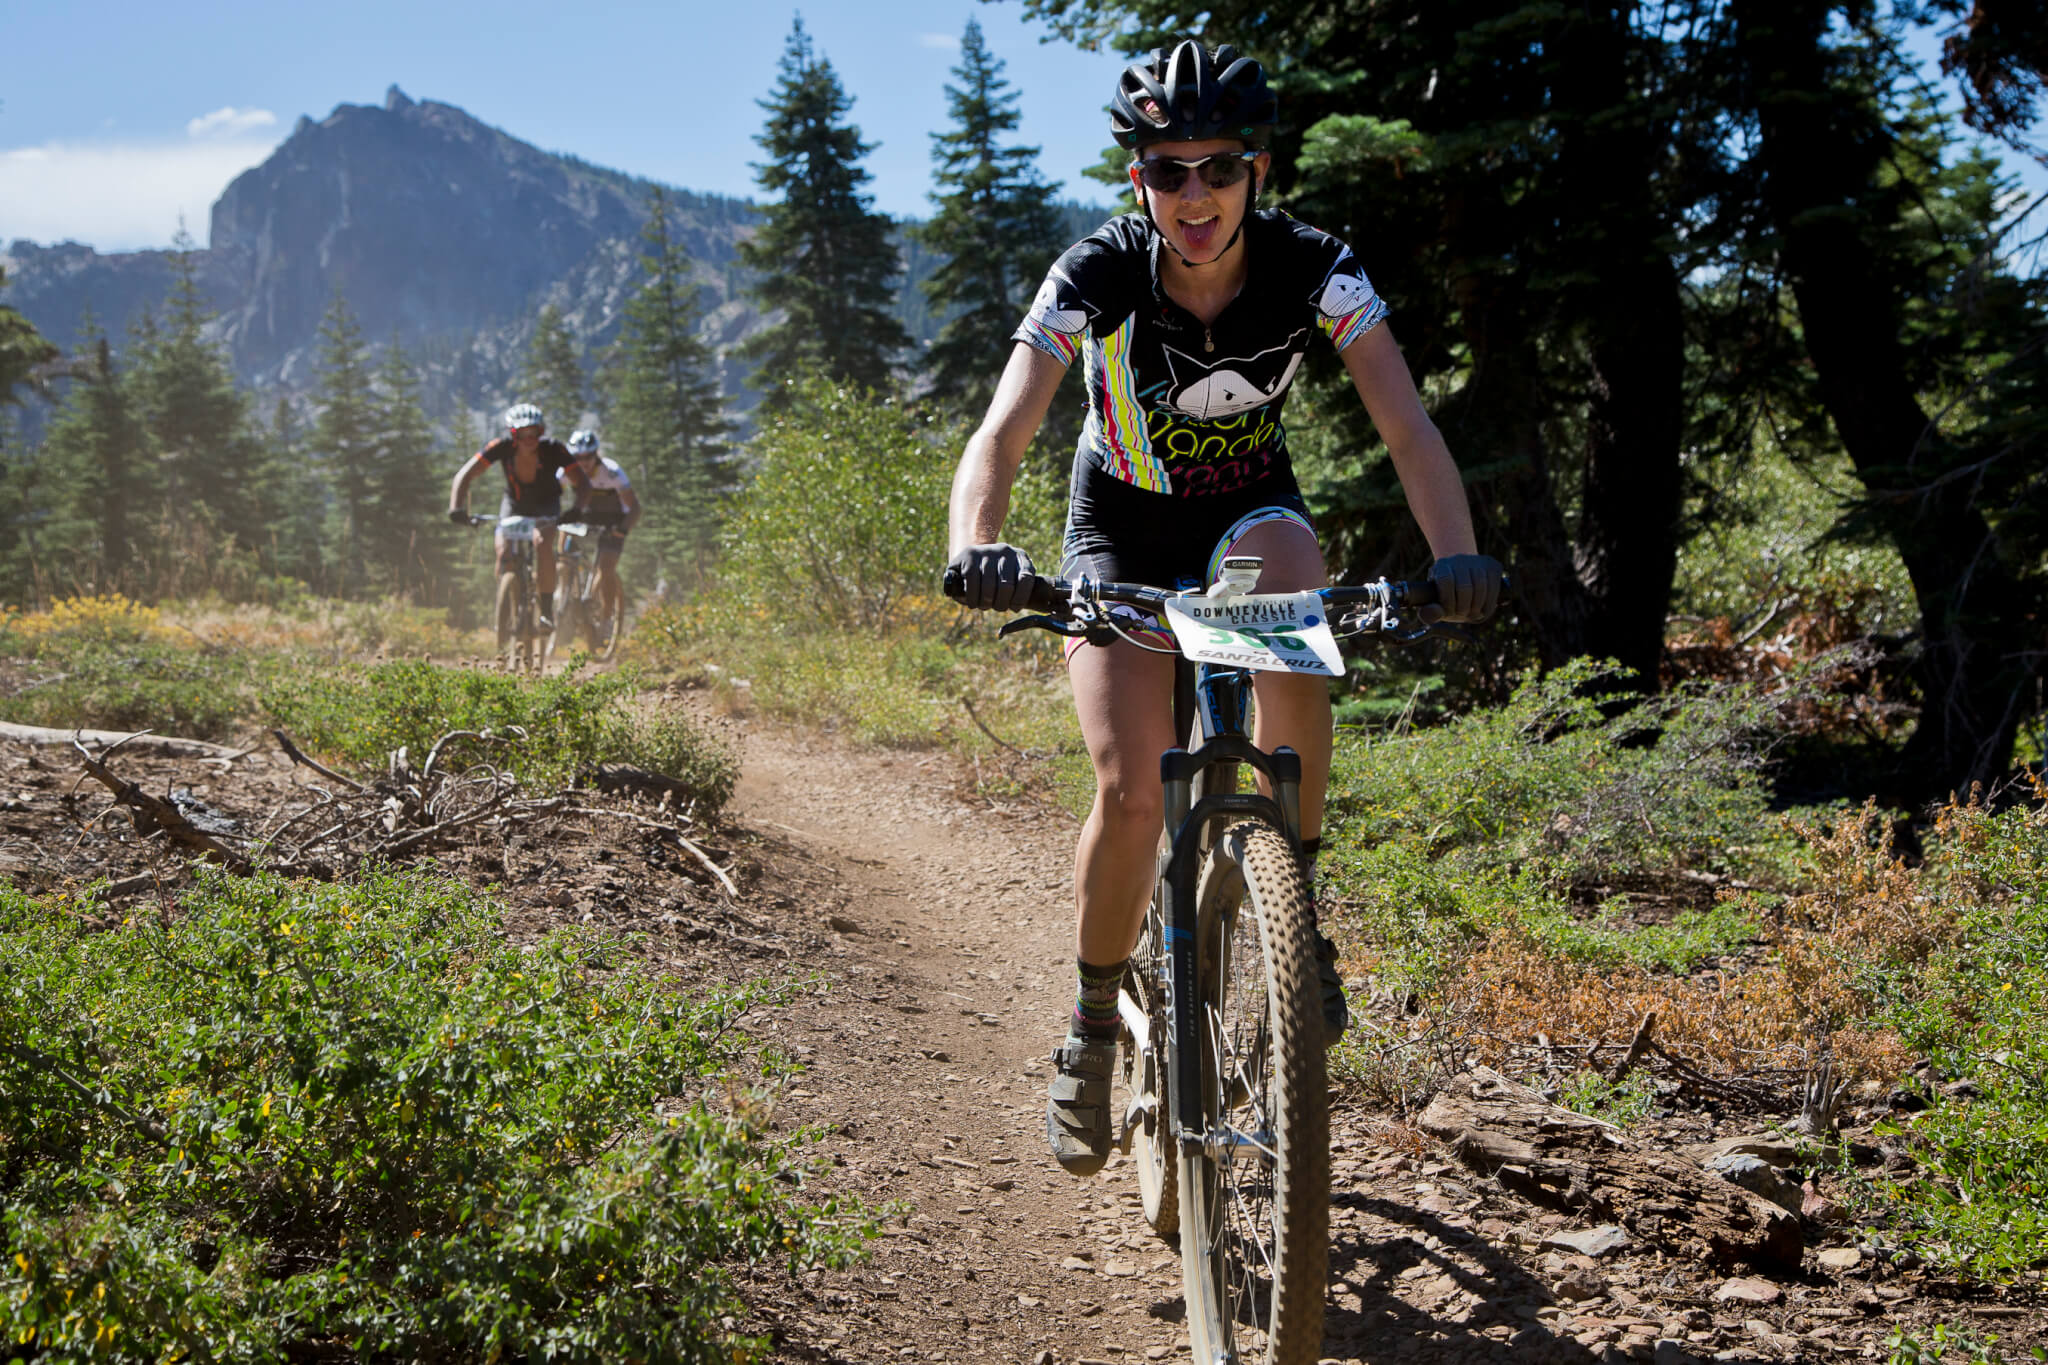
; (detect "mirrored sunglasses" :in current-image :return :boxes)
[1134,150,1258,193]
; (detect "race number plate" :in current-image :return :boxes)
[1162,592,1345,676]
[498,517,541,543]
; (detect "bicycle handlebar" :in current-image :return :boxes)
[940,569,1441,619]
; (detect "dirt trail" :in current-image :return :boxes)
[723,719,2043,1365]
[722,722,1574,1365]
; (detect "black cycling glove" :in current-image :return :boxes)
[1429,554,1504,623]
[944,544,1036,612]
[448,507,470,526]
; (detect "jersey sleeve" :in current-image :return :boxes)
[478,437,513,466]
[1282,216,1388,351]
[1012,222,1138,366]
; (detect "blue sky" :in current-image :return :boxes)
[1,0,2040,254]
[0,0,1120,251]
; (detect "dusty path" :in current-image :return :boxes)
[719,721,1608,1365]
[720,718,2039,1365]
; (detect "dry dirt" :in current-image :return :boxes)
[7,711,2047,1364]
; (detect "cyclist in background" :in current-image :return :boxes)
[449,402,573,631]
[560,428,641,634]
[941,42,1502,1177]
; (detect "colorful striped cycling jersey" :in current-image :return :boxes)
[1014,210,1387,499]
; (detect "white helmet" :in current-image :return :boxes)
[566,429,600,455]
[504,402,544,431]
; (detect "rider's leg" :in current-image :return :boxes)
[1068,637,1178,966]
[596,543,624,621]
[536,533,558,602]
[1047,635,1177,1176]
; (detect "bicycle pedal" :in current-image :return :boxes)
[1118,1093,1155,1153]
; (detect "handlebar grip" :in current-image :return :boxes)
[1403,579,1440,607]
[1025,574,1061,612]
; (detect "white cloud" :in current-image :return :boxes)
[0,135,282,251]
[187,106,278,139]
[916,32,960,50]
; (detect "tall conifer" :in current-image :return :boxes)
[311,292,379,596]
[39,327,155,595]
[135,227,280,557]
[520,304,588,431]
[915,19,1067,418]
[606,187,735,589]
[367,341,450,601]
[740,16,909,405]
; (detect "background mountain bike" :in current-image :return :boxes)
[986,562,1473,1365]
[552,512,624,661]
[466,513,552,673]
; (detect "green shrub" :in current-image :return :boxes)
[1517,900,1759,975]
[1325,657,1803,889]
[261,660,735,813]
[0,638,260,739]
[1855,797,2048,1281]
[1559,1068,1659,1127]
[0,869,875,1362]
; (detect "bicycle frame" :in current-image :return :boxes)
[1154,662,1303,1153]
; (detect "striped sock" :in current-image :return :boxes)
[1072,957,1127,1039]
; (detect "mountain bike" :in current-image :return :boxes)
[553,513,624,661]
[985,560,1470,1365]
[467,513,553,673]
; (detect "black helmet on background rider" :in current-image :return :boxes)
[1109,41,1277,151]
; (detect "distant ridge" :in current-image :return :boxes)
[0,86,1114,424]
[2,86,762,420]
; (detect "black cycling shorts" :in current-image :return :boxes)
[1059,447,1316,590]
[500,491,563,521]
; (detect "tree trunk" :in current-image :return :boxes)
[1734,0,2037,799]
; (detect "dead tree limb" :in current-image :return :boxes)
[72,740,252,874]
[1418,1067,1802,1270]
[271,729,368,793]
[0,721,241,759]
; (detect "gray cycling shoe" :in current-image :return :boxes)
[1314,931,1349,1045]
[1046,1030,1118,1176]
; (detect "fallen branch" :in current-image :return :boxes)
[0,721,242,759]
[960,696,1052,760]
[271,728,368,793]
[1610,1010,1659,1082]
[72,740,252,873]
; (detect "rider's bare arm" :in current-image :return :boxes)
[947,343,1067,556]
[449,452,488,516]
[620,487,642,535]
[1340,325,1479,559]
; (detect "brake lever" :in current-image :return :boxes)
[997,614,1115,646]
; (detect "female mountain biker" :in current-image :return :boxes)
[449,402,574,630]
[941,41,1503,1177]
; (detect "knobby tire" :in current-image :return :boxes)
[1178,820,1328,1365]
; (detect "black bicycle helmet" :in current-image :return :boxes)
[1110,41,1277,150]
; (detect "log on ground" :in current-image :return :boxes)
[1418,1067,1803,1270]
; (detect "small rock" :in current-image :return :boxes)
[1035,1353,1056,1365]
[1713,1277,1784,1307]
[1060,1256,1094,1272]
[1816,1246,1863,1273]
[1544,1225,1631,1259]
[1148,1351,1172,1362]
[1103,1259,1138,1278]
[1705,1152,1803,1215]
[1556,1268,1608,1302]
[1017,1295,1043,1308]
[826,914,863,934]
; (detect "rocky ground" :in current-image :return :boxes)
[7,709,2046,1364]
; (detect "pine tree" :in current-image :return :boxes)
[364,340,450,602]
[134,227,280,558]
[0,266,60,410]
[310,291,380,596]
[914,18,1068,418]
[740,16,910,406]
[38,327,156,595]
[606,187,735,588]
[266,397,330,592]
[520,304,588,432]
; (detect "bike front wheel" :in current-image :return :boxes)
[1178,821,1328,1365]
[495,570,521,669]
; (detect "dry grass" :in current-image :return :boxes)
[1443,803,1942,1083]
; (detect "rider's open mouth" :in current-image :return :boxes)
[1180,215,1220,251]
